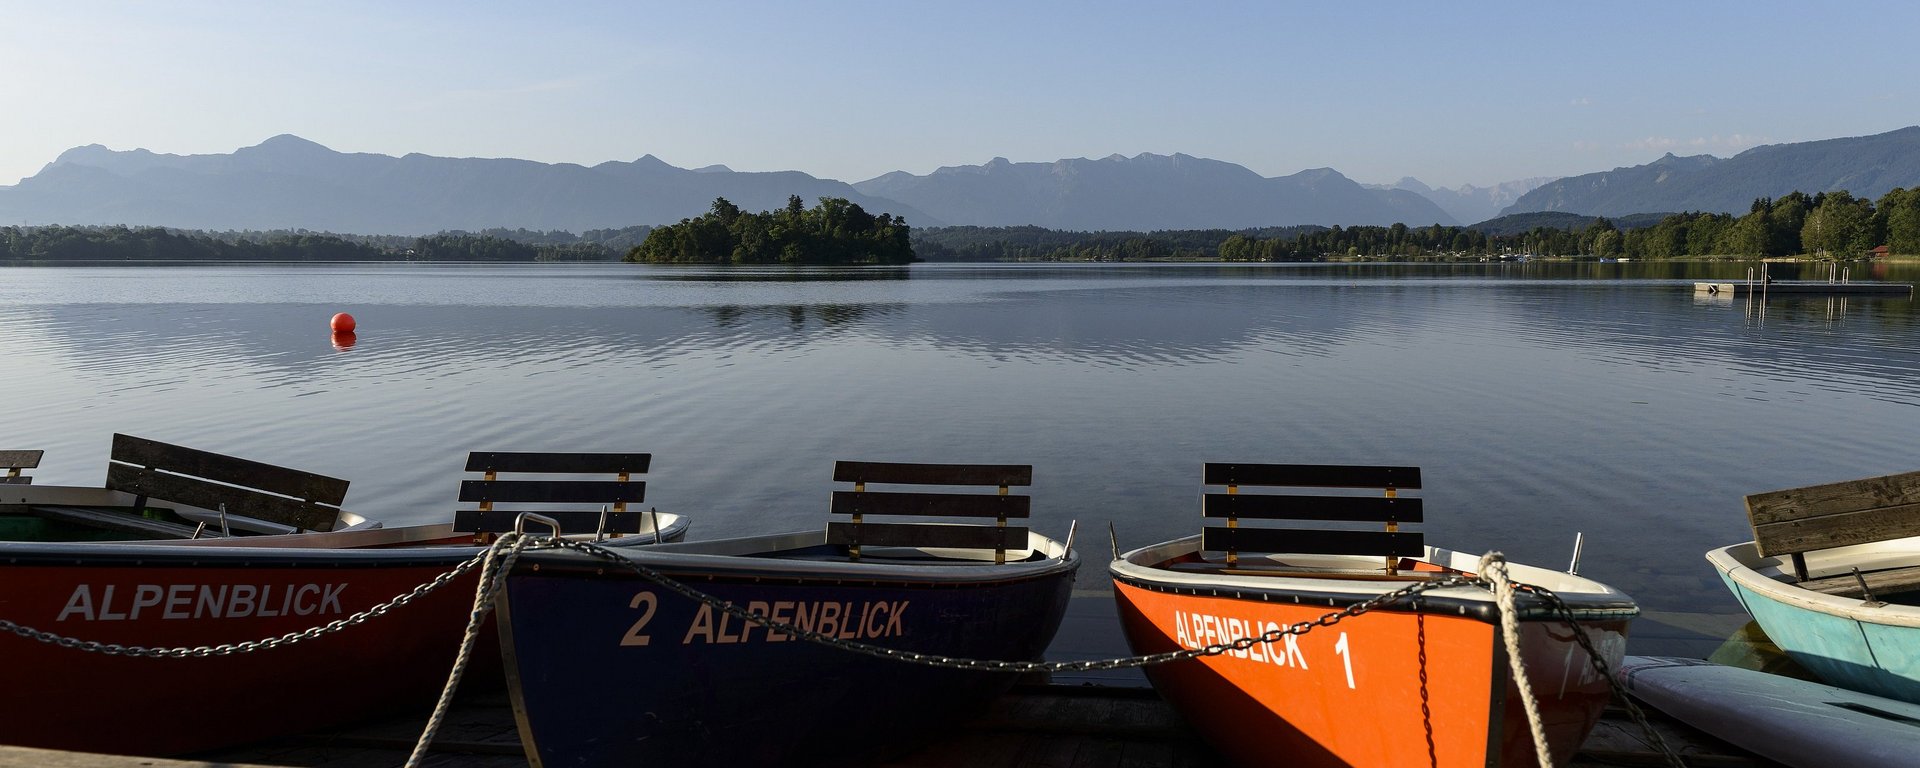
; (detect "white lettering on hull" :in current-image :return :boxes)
[677,600,910,645]
[57,583,347,621]
[1170,610,1310,669]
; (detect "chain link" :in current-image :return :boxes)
[0,542,519,658]
[556,538,1484,671]
[1515,582,1689,768]
[1,532,1683,767]
[553,540,1685,765]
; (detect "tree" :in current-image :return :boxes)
[625,197,915,265]
[1801,191,1875,257]
[1879,188,1920,255]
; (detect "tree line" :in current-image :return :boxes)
[909,188,1920,262]
[626,196,914,265]
[0,226,642,262]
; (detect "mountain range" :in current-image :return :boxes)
[3,126,1916,235]
[0,138,1462,234]
[1504,126,1920,217]
[852,154,1455,230]
[0,135,930,235]
[1362,177,1556,225]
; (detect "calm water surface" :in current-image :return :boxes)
[4,261,1918,677]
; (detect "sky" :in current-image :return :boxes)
[3,0,1916,190]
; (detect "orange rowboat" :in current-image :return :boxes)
[1110,464,1638,768]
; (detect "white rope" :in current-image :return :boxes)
[406,532,530,768]
[1480,551,1555,767]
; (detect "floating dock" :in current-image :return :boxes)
[3,684,1784,768]
[1693,281,1913,297]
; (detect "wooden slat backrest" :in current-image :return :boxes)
[105,434,348,532]
[830,491,1030,518]
[828,460,1031,563]
[1201,462,1423,573]
[1202,494,1421,523]
[1745,469,1920,581]
[833,461,1031,487]
[454,451,650,535]
[1205,463,1421,490]
[826,522,1030,551]
[1,450,41,485]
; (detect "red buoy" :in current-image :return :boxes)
[330,312,357,333]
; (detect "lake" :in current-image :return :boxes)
[5,260,1917,680]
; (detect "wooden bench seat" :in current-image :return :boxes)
[1800,564,1920,598]
[1746,469,1920,582]
[1,450,41,485]
[1200,462,1424,576]
[453,451,653,538]
[825,460,1032,564]
[29,434,348,537]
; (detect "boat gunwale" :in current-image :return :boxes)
[509,528,1081,586]
[0,483,690,565]
[1111,534,1639,622]
[1708,539,1920,627]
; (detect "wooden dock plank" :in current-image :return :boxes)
[28,684,1771,768]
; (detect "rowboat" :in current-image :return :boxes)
[1110,464,1638,768]
[494,461,1078,767]
[1619,656,1920,768]
[0,437,686,756]
[1707,469,1920,703]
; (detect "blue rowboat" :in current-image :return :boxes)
[1709,469,1920,704]
[493,461,1078,767]
[496,528,1077,766]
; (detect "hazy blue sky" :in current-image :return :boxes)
[3,1,1914,189]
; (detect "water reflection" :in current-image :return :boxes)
[4,263,1920,663]
[650,266,913,282]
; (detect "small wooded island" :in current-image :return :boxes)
[626,196,914,265]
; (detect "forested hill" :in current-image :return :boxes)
[626,197,913,265]
[1503,126,1920,217]
[1468,212,1671,237]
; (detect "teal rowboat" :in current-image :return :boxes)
[1708,538,1920,704]
[1709,469,1920,705]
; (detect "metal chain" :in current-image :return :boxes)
[1515,582,1689,768]
[557,538,1481,671]
[557,540,1686,766]
[0,544,508,658]
[1,532,1685,768]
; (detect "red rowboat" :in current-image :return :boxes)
[0,438,686,756]
[1110,464,1637,767]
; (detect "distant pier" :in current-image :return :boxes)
[1694,280,1913,297]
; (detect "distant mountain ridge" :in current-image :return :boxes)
[0,135,936,235]
[0,139,1458,234]
[853,153,1457,230]
[1362,176,1556,225]
[1504,126,1920,217]
[7,127,1915,236]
